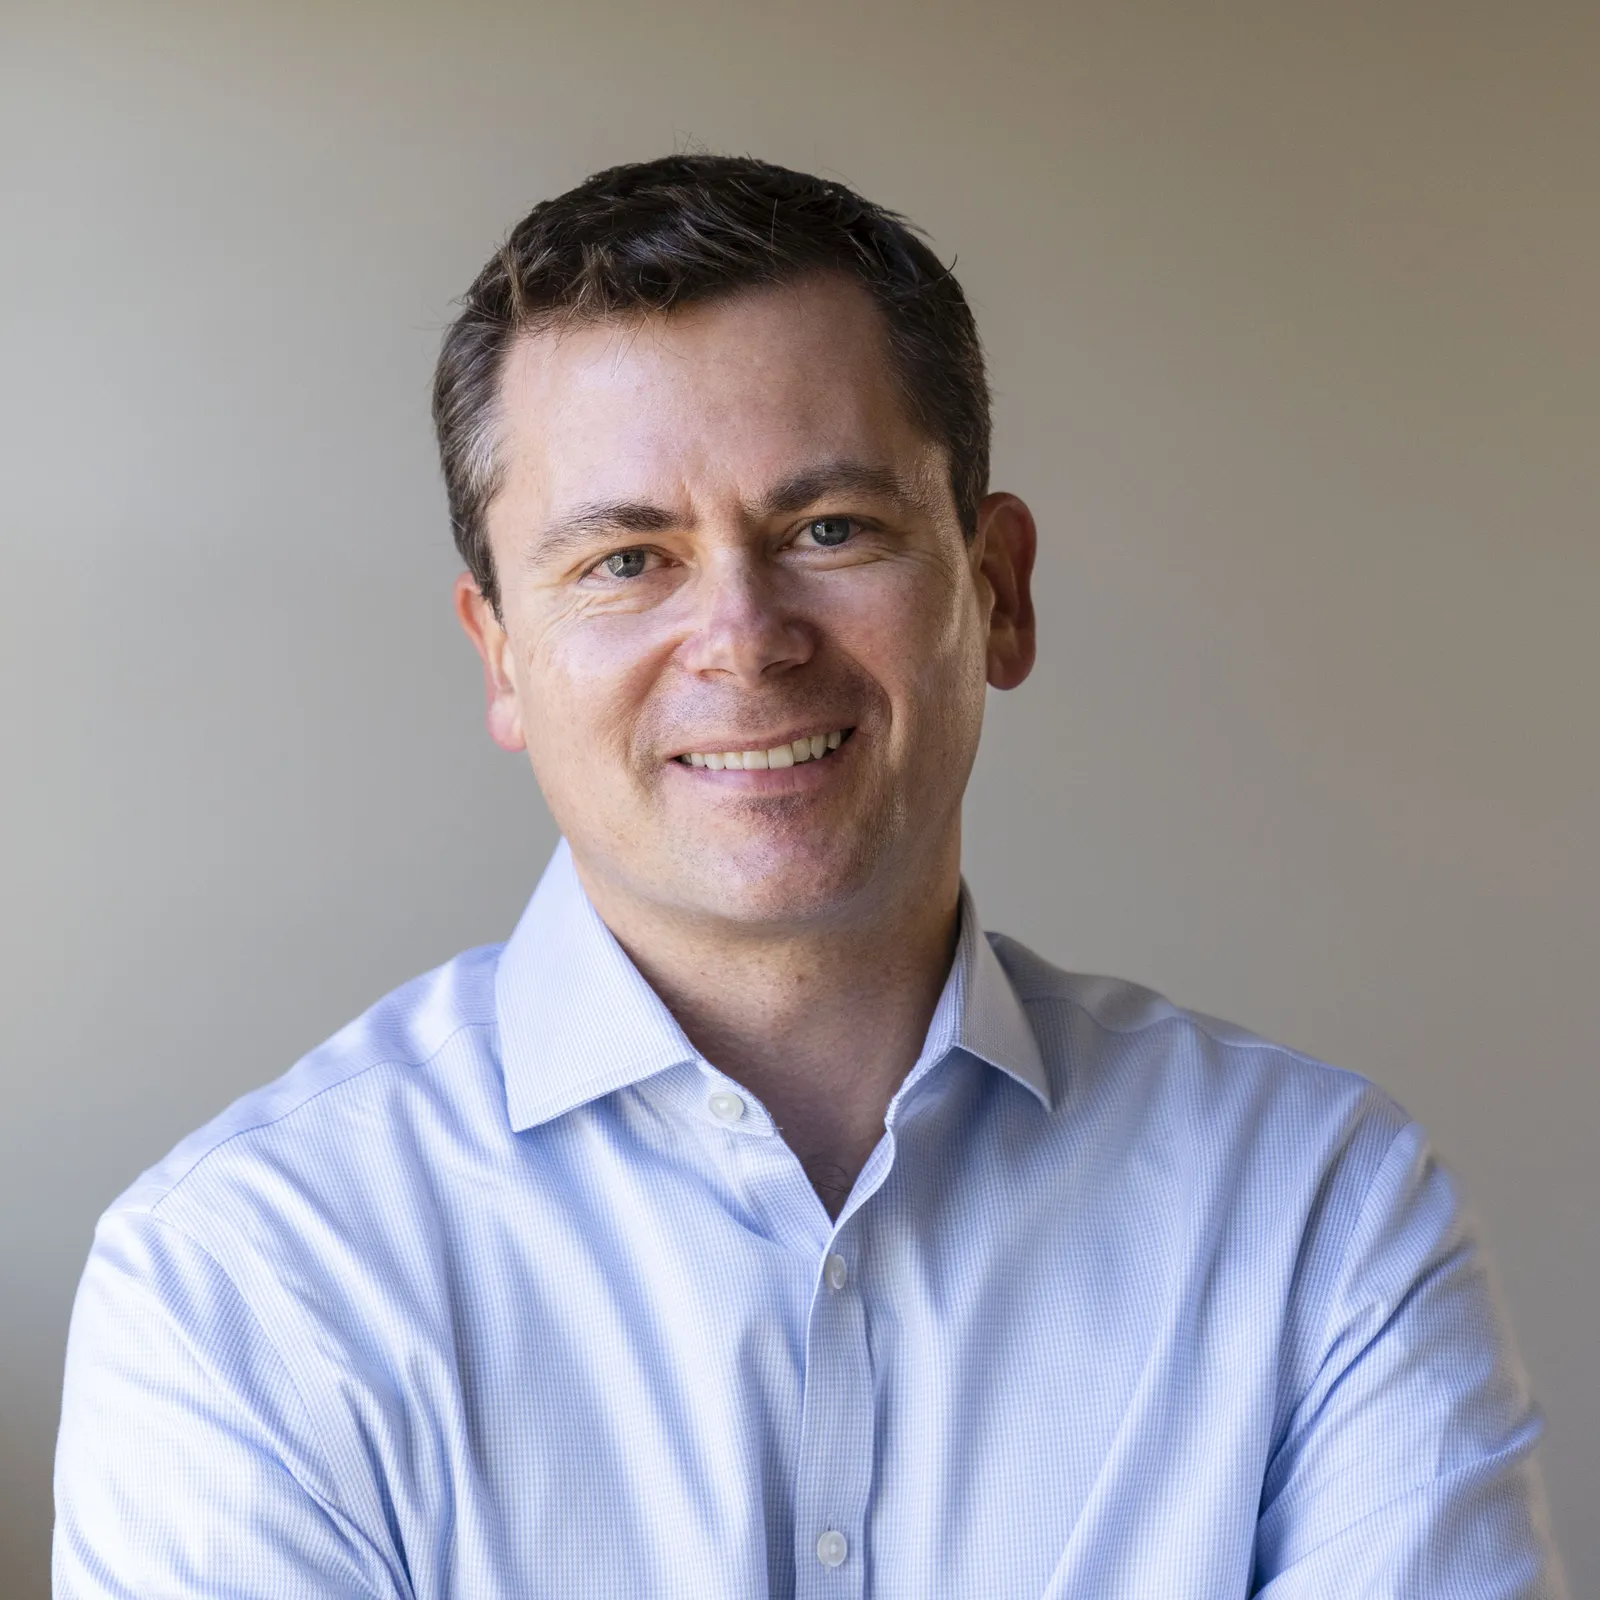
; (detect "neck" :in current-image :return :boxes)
[576,849,962,1218]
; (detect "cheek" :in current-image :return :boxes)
[516,610,675,772]
[824,561,983,716]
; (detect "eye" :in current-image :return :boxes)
[600,548,651,579]
[801,517,856,548]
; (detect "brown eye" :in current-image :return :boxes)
[806,518,854,547]
[602,549,649,578]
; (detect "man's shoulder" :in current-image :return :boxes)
[988,930,1408,1141]
[109,941,507,1226]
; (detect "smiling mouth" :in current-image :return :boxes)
[676,728,855,770]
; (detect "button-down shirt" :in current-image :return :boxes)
[55,842,1565,1598]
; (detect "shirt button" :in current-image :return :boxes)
[707,1091,745,1124]
[816,1530,848,1568]
[824,1254,848,1291]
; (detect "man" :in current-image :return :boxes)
[55,155,1565,1597]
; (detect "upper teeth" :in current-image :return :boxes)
[682,730,846,769]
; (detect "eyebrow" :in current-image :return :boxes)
[529,459,927,562]
[529,500,679,560]
[755,460,924,518]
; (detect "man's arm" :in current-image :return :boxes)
[1254,1120,1567,1597]
[54,1208,404,1600]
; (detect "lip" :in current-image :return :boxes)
[664,725,857,763]
[665,727,859,784]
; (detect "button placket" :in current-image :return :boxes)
[793,1222,871,1598]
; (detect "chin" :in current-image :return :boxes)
[666,827,891,928]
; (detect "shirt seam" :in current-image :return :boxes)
[136,1211,400,1600]
[1022,986,1366,1081]
[1259,1118,1416,1507]
[145,1018,494,1217]
[1305,1116,1419,1380]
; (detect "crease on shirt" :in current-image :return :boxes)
[1252,1427,1548,1589]
[1254,1113,1508,1555]
[130,1210,402,1600]
[142,1017,495,1218]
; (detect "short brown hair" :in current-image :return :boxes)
[432,154,991,612]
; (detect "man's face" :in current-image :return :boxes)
[459,273,1035,933]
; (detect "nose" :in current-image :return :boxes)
[680,551,814,683]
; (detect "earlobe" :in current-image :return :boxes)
[453,572,528,753]
[976,493,1038,691]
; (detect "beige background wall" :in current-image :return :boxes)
[2,1,1595,1592]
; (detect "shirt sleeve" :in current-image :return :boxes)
[1252,1120,1568,1598]
[54,1207,405,1600]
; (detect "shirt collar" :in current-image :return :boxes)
[889,873,1052,1118]
[495,840,1051,1132]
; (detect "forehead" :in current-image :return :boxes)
[493,275,941,514]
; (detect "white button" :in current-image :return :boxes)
[824,1254,848,1291]
[816,1530,848,1567]
[707,1091,745,1124]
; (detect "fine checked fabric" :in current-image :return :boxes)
[54,843,1566,1599]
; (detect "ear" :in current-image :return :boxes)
[453,573,527,752]
[973,492,1038,690]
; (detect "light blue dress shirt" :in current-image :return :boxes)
[56,841,1565,1598]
